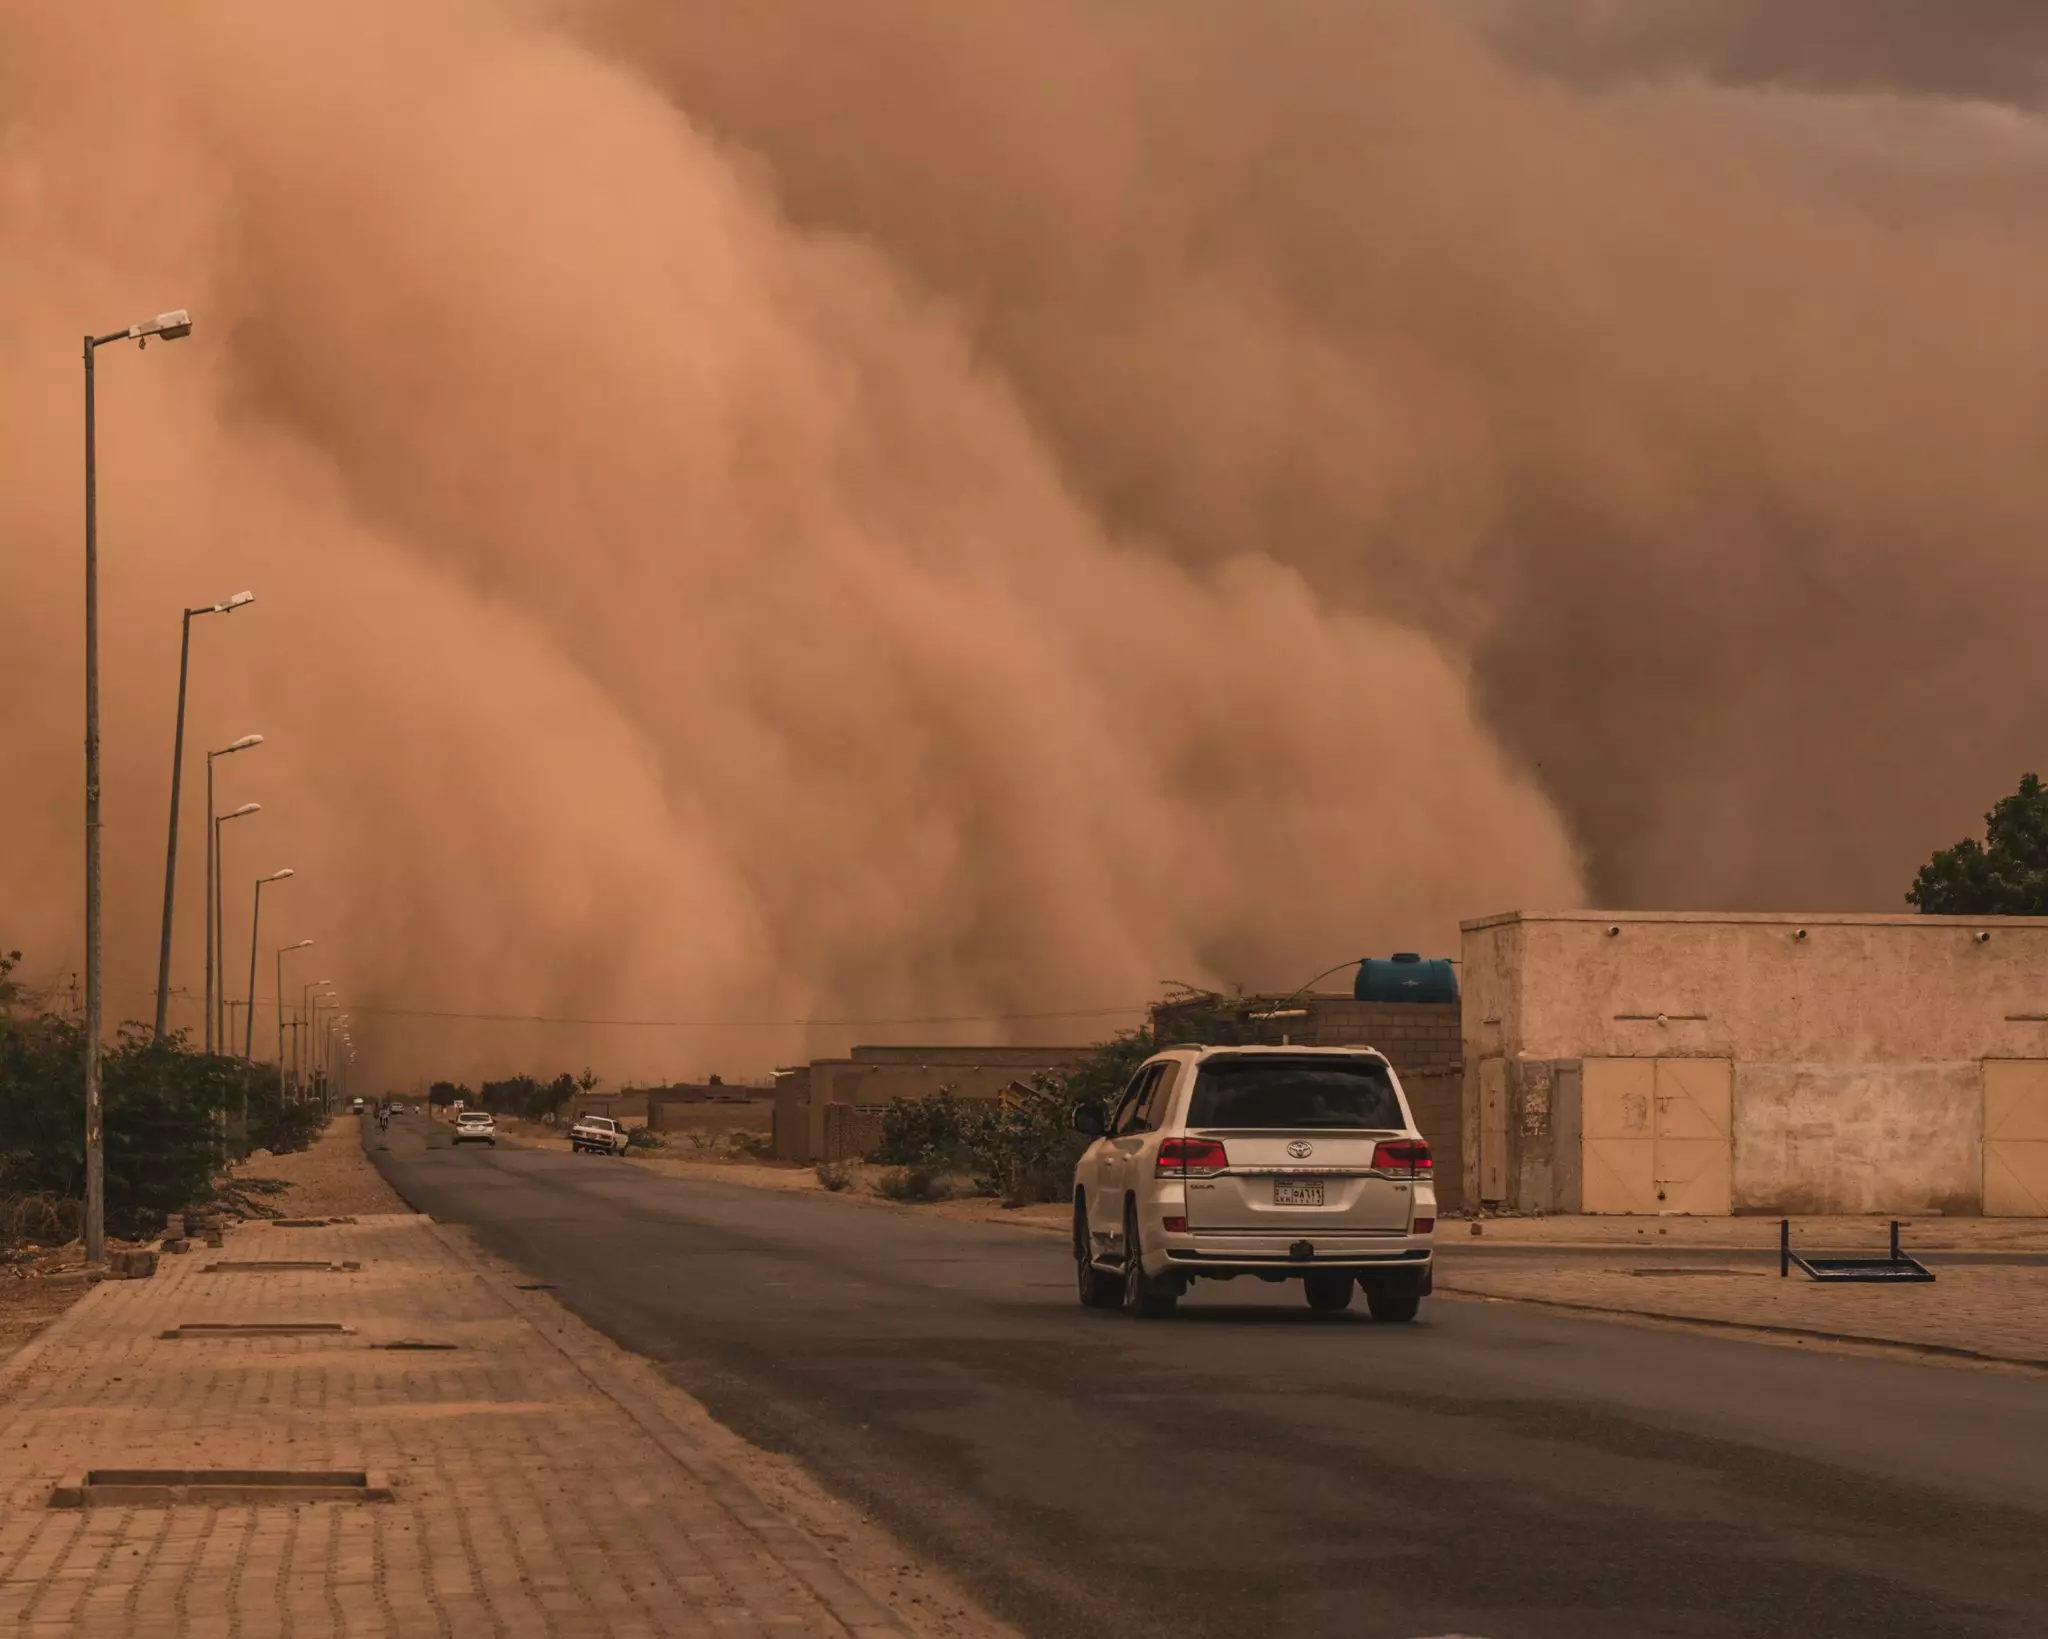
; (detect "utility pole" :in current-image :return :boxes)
[82,306,192,1263]
[152,593,253,1040]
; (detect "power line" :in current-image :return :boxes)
[307,1001,1152,1030]
[47,981,1151,1033]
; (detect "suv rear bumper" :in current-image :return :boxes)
[1156,1234,1432,1279]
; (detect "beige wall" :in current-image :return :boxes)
[1463,911,2048,1215]
[784,1045,1089,1164]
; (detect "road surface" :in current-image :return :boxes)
[369,1115,2048,1639]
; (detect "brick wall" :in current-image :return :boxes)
[1308,1002,1463,1210]
[820,1104,884,1164]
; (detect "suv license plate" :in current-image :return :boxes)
[1273,1181,1325,1207]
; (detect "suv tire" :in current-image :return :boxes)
[1364,1280,1422,1323]
[1074,1199,1124,1309]
[1303,1271,1354,1312]
[1120,1200,1178,1319]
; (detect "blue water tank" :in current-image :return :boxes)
[1353,952,1458,1004]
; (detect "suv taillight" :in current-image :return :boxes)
[1371,1139,1432,1177]
[1157,1137,1230,1177]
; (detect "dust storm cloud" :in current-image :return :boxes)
[574,0,2048,915]
[8,4,2044,1085]
[0,1,1580,1084]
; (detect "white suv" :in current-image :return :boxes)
[1071,1046,1436,1320]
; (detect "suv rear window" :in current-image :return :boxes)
[1187,1056,1402,1130]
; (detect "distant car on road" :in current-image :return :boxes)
[1071,1045,1436,1320]
[351,1097,364,1114]
[453,1111,497,1147]
[569,1115,630,1155]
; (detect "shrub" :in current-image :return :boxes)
[872,1090,972,1168]
[625,1126,664,1151]
[876,1164,950,1203]
[959,1089,1084,1206]
[0,1015,272,1238]
[814,1159,853,1191]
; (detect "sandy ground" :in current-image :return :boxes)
[230,1116,413,1217]
[0,1249,99,1365]
[478,1111,1075,1233]
[447,1109,2048,1258]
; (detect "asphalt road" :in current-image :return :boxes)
[369,1115,2048,1639]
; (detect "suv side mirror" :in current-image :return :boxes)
[1071,1104,1104,1138]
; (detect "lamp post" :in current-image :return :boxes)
[153,592,254,1041]
[83,306,193,1265]
[309,992,337,1102]
[244,872,295,1058]
[307,987,335,1089]
[276,939,314,1089]
[210,800,260,1051]
[326,1013,348,1109]
[299,979,331,1097]
[203,735,262,1052]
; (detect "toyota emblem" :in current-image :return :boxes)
[1286,1139,1314,1159]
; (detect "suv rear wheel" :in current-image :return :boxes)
[1074,1199,1123,1309]
[1363,1279,1422,1323]
[1120,1200,1178,1319]
[1303,1271,1354,1312]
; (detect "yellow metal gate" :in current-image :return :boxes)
[1582,1058,1732,1215]
[1984,1061,2048,1217]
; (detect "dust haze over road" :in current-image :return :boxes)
[4,2,2044,1083]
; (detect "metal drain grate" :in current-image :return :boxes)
[373,1339,458,1351]
[160,1322,351,1339]
[202,1261,361,1274]
[50,1469,393,1507]
[273,1217,360,1228]
[513,1283,553,1291]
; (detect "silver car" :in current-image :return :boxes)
[1071,1046,1437,1320]
[453,1111,497,1147]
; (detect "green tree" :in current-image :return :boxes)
[1909,774,2048,914]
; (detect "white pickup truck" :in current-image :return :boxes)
[568,1115,631,1155]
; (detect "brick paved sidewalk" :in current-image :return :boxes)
[0,1213,1011,1639]
[1437,1257,2048,1369]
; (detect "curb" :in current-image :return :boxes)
[1436,1284,2048,1374]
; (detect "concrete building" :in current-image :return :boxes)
[645,1080,767,1131]
[773,1045,1090,1164]
[1151,993,1465,1209]
[1462,911,2048,1217]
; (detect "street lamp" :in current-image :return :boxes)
[299,978,331,1096]
[276,938,314,1085]
[244,873,295,1057]
[210,801,260,1052]
[83,305,193,1265]
[309,991,338,1099]
[152,591,254,1041]
[203,734,262,1051]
